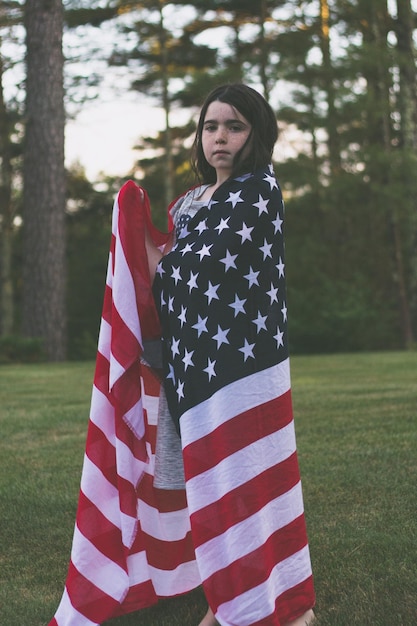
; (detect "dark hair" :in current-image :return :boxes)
[191,83,278,184]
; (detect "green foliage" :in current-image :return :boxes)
[0,335,45,363]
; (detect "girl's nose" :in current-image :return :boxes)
[215,128,227,143]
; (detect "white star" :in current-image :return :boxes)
[252,311,268,333]
[192,315,208,337]
[215,217,230,233]
[156,263,165,277]
[263,172,278,189]
[179,226,190,238]
[274,327,284,347]
[239,339,255,361]
[236,222,254,243]
[178,305,187,327]
[187,271,199,292]
[203,358,217,381]
[220,250,238,271]
[226,190,244,208]
[160,292,166,308]
[181,242,194,255]
[266,283,279,304]
[212,325,230,348]
[167,363,175,384]
[204,281,220,304]
[176,380,184,400]
[229,294,247,317]
[260,238,273,259]
[168,296,174,312]
[196,243,213,260]
[171,337,180,357]
[196,219,208,234]
[253,194,269,215]
[244,266,260,288]
[171,266,182,284]
[182,348,195,370]
[276,257,285,277]
[281,302,288,322]
[272,213,283,234]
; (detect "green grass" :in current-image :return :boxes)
[0,352,416,626]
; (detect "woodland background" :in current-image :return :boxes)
[0,0,416,362]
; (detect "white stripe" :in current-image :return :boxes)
[185,420,296,514]
[80,455,121,528]
[195,482,304,580]
[216,545,313,626]
[142,392,160,425]
[126,549,152,586]
[71,525,128,601]
[123,397,146,440]
[54,587,99,626]
[109,352,125,391]
[89,386,115,443]
[149,560,201,596]
[180,359,291,447]
[137,499,191,542]
[97,317,111,359]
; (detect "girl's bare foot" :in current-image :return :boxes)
[198,606,218,626]
[284,608,315,626]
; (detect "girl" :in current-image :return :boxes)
[50,84,315,626]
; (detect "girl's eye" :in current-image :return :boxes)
[204,125,217,132]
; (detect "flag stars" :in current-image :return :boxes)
[171,266,182,284]
[215,217,230,234]
[176,380,185,400]
[274,327,284,348]
[281,302,288,322]
[252,312,268,333]
[182,348,195,370]
[205,281,220,304]
[196,243,213,260]
[253,194,269,215]
[267,283,279,304]
[212,325,230,348]
[237,222,254,243]
[229,294,247,317]
[196,219,208,234]
[178,306,187,328]
[220,250,238,271]
[239,339,255,361]
[192,315,208,337]
[168,296,174,312]
[171,337,180,358]
[263,172,278,190]
[226,190,244,208]
[272,213,283,234]
[203,358,217,381]
[156,262,165,277]
[260,238,273,260]
[187,271,199,292]
[244,266,260,288]
[180,242,193,256]
[276,257,285,277]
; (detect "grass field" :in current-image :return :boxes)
[0,352,416,626]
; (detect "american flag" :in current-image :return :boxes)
[153,165,315,624]
[50,168,315,626]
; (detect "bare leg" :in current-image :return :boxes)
[284,608,315,626]
[197,606,218,626]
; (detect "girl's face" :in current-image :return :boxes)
[201,101,252,183]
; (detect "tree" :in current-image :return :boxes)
[22,0,66,360]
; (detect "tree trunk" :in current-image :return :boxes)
[0,46,14,336]
[23,0,66,360]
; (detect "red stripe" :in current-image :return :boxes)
[65,561,121,623]
[138,528,196,571]
[85,420,118,489]
[137,473,188,512]
[190,452,300,547]
[204,515,309,610]
[76,491,126,568]
[110,305,141,370]
[182,391,293,480]
[111,579,158,617]
[93,351,110,398]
